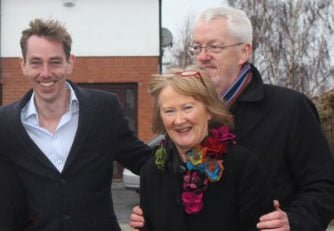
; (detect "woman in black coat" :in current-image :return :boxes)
[140,70,274,231]
[0,156,27,231]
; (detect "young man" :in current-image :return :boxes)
[130,6,334,231]
[0,19,151,231]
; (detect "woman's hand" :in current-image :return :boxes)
[257,200,290,231]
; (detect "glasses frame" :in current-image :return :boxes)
[188,42,244,56]
[174,70,205,86]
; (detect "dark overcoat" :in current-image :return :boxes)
[140,143,274,231]
[232,65,334,230]
[0,82,152,231]
[0,156,27,231]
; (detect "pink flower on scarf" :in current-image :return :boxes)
[181,192,204,214]
[211,126,236,143]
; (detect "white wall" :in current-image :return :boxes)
[1,0,160,57]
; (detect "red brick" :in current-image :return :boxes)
[0,56,159,141]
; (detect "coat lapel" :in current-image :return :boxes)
[9,91,58,171]
[231,65,265,141]
[62,83,96,172]
[9,83,96,173]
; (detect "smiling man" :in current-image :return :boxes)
[20,32,74,134]
[0,19,152,231]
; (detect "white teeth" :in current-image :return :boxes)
[177,128,190,133]
[40,81,55,87]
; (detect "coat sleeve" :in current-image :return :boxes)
[110,95,153,174]
[0,156,28,230]
[231,145,275,230]
[139,159,154,231]
[284,95,334,230]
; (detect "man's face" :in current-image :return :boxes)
[20,35,74,104]
[192,18,250,93]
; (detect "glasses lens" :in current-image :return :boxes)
[177,71,205,86]
[189,46,201,55]
[209,45,223,54]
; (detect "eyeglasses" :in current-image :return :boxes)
[188,42,244,56]
[173,70,205,86]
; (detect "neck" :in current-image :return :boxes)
[178,152,187,163]
[34,88,70,133]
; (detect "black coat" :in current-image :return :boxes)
[0,156,27,231]
[140,143,274,231]
[0,82,152,231]
[231,65,334,230]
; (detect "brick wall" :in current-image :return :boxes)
[0,56,159,141]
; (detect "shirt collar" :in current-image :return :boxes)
[23,81,79,120]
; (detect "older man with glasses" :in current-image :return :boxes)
[130,6,334,231]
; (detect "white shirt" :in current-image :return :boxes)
[21,83,79,172]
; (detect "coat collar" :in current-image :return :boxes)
[62,81,96,172]
[237,64,264,103]
[229,64,266,141]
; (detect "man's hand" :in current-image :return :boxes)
[257,200,290,231]
[129,205,145,231]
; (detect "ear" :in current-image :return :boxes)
[66,54,75,74]
[20,58,28,76]
[238,43,252,65]
[207,111,213,121]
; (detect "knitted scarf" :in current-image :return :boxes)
[220,62,252,107]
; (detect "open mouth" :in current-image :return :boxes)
[176,127,191,134]
[39,80,56,87]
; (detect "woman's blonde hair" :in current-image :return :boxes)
[148,68,233,134]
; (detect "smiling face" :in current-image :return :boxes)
[20,35,74,105]
[159,85,212,155]
[192,18,251,93]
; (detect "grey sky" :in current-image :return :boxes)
[162,0,225,42]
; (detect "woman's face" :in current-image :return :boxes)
[159,85,212,155]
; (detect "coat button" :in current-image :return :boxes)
[59,178,66,184]
[63,214,71,221]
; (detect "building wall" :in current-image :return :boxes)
[0,0,160,142]
[1,56,158,142]
[1,0,159,57]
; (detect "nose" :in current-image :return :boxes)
[196,48,212,62]
[40,64,52,77]
[174,111,185,125]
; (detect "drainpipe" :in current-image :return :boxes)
[159,0,162,73]
[0,0,2,105]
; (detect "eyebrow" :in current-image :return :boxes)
[28,56,64,61]
[192,39,222,44]
[49,57,64,61]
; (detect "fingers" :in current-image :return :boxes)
[129,205,145,230]
[256,200,290,230]
[257,219,283,230]
[133,205,144,216]
[258,210,283,223]
[257,214,289,230]
[273,199,280,210]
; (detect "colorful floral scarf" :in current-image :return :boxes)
[155,125,236,214]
